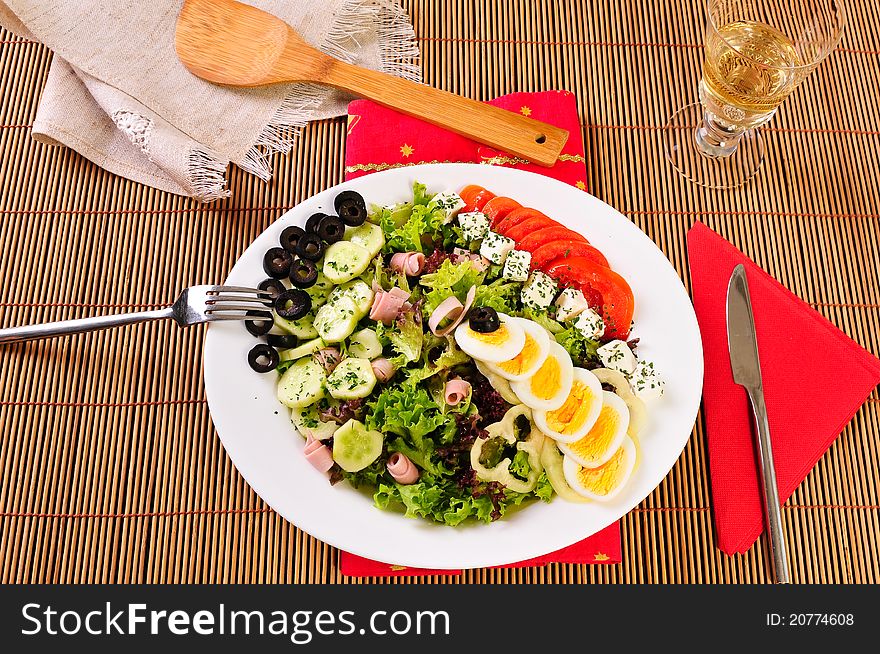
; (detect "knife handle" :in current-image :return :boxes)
[747,387,791,584]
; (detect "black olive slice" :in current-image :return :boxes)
[295,233,325,261]
[334,190,366,214]
[289,258,319,288]
[280,225,305,254]
[317,215,345,243]
[266,333,298,349]
[263,247,292,278]
[248,344,279,373]
[336,199,367,227]
[244,310,273,337]
[257,278,287,301]
[468,306,500,333]
[274,289,312,321]
[305,213,327,234]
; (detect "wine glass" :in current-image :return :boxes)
[664,0,846,189]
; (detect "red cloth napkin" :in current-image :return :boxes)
[339,91,621,577]
[688,222,880,554]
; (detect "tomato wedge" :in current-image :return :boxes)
[546,256,634,340]
[518,227,588,253]
[530,239,609,269]
[505,217,566,242]
[495,207,552,236]
[459,185,495,212]
[481,197,522,228]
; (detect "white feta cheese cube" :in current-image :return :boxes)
[555,288,589,322]
[630,359,665,402]
[572,307,605,339]
[458,211,490,242]
[479,231,515,264]
[520,271,558,310]
[502,249,531,281]
[432,191,466,223]
[597,339,637,375]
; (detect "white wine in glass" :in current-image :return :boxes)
[664,1,845,189]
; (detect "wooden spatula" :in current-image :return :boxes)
[174,0,568,166]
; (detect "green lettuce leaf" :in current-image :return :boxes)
[473,278,523,315]
[555,327,601,367]
[419,259,485,316]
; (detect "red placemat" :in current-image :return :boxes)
[339,91,622,576]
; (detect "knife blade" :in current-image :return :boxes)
[726,264,791,583]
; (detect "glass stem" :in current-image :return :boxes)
[694,111,746,158]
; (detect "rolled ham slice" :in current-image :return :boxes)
[371,357,396,382]
[303,435,334,473]
[444,378,472,406]
[386,452,419,485]
[427,285,477,336]
[390,252,426,277]
[313,347,341,374]
[369,287,411,325]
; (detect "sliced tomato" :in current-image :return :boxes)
[495,207,552,236]
[518,226,588,252]
[546,256,634,340]
[505,217,565,242]
[530,239,609,269]
[459,185,495,212]
[481,197,522,228]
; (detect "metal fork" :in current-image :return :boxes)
[0,285,273,344]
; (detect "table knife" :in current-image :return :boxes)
[726,264,791,583]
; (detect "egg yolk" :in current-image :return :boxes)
[530,355,561,399]
[497,333,540,375]
[574,445,628,496]
[469,323,510,345]
[566,405,622,464]
[544,381,595,436]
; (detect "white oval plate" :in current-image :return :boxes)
[204,163,703,569]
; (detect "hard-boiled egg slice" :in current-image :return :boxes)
[558,391,629,468]
[484,318,551,381]
[510,341,574,411]
[454,312,525,363]
[562,436,636,501]
[533,368,603,443]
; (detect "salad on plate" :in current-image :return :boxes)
[242,182,665,525]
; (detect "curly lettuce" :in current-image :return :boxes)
[377,182,458,254]
[473,278,523,315]
[419,258,485,316]
[555,326,601,368]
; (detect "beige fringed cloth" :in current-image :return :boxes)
[0,0,419,201]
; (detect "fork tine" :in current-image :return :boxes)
[204,313,261,322]
[212,285,273,296]
[207,295,273,306]
[207,305,273,313]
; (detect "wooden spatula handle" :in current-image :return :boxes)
[324,62,568,167]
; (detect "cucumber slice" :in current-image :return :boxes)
[326,357,377,400]
[332,418,384,472]
[306,270,334,306]
[348,328,382,360]
[344,222,385,259]
[314,296,360,343]
[290,401,338,441]
[273,309,318,339]
[323,241,372,284]
[277,357,326,408]
[328,279,374,319]
[279,337,325,362]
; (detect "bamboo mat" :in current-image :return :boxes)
[1,0,879,585]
